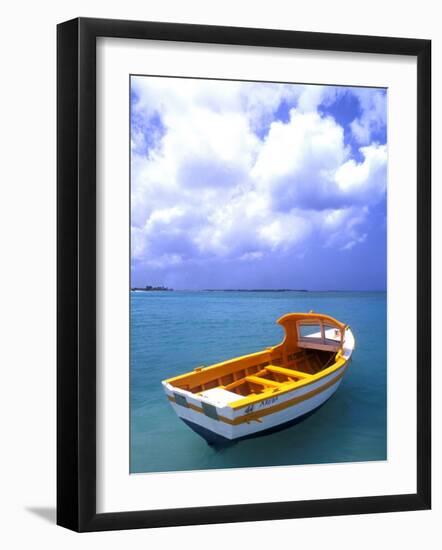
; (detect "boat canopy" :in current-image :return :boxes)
[277,312,346,352]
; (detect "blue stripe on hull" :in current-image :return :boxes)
[180,399,329,447]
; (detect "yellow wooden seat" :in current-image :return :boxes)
[223,378,248,392]
[266,365,312,379]
[245,375,282,388]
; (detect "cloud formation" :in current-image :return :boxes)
[131,78,387,289]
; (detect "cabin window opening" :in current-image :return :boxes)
[299,323,322,339]
[323,324,341,343]
[296,321,342,352]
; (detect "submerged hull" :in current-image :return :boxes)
[162,314,355,443]
[181,399,331,445]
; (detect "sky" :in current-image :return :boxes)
[130,77,387,291]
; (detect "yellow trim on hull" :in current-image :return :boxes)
[230,355,347,410]
[168,363,348,426]
[163,312,354,434]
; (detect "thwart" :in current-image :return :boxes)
[162,312,355,444]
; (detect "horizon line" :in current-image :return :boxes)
[131,288,387,292]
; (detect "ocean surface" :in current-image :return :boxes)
[130,291,387,473]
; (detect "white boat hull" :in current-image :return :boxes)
[162,328,354,444]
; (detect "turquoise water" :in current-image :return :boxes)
[130,291,386,473]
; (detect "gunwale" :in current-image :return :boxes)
[166,363,349,425]
[163,312,353,411]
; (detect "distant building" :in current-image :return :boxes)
[131,284,173,292]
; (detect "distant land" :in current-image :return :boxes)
[130,287,386,293]
[204,289,308,292]
[131,285,173,292]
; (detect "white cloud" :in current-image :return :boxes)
[131,78,387,270]
[335,144,387,199]
[240,251,264,261]
[350,88,387,144]
[341,233,367,251]
[321,206,370,251]
[252,110,349,211]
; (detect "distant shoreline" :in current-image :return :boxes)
[130,288,386,293]
[131,286,173,292]
[204,289,307,292]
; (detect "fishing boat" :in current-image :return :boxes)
[162,312,355,444]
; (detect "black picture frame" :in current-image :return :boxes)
[57,17,431,532]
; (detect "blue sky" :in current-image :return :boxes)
[131,77,387,290]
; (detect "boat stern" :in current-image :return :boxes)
[162,380,238,443]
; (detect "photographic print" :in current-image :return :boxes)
[130,75,387,474]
